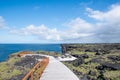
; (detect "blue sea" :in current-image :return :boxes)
[0,44,62,62]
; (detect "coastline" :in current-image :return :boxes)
[0,50,62,80]
[0,44,62,62]
[0,43,120,80]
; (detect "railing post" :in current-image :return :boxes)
[31,72,34,80]
[22,57,49,80]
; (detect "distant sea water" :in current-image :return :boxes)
[0,44,62,62]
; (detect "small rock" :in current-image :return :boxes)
[88,70,96,76]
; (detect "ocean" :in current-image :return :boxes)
[0,44,62,62]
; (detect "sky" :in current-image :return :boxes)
[0,0,120,43]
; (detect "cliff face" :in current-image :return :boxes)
[61,44,67,53]
[61,44,78,53]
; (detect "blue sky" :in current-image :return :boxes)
[0,0,120,43]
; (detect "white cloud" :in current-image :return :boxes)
[86,5,120,22]
[0,16,6,28]
[86,8,104,21]
[65,18,94,33]
[10,18,94,42]
[62,18,94,40]
[86,4,120,42]
[10,24,62,41]
[87,5,120,29]
[10,4,120,43]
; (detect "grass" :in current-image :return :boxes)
[63,62,89,74]
[0,53,22,80]
[70,50,96,55]
[75,66,89,74]
[84,57,92,63]
[62,44,120,80]
[0,63,21,79]
[63,52,120,80]
[63,61,100,78]
[7,56,21,65]
[81,63,100,76]
[63,50,100,79]
[104,70,120,80]
[81,63,100,69]
[70,50,85,55]
[104,52,120,57]
[11,69,22,77]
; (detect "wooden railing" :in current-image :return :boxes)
[22,57,49,80]
[18,51,34,57]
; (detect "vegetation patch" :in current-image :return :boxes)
[0,51,46,80]
[62,44,120,80]
[104,70,120,80]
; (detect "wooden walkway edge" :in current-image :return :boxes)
[40,56,79,80]
[22,58,49,80]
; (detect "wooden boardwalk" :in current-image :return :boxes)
[40,56,79,80]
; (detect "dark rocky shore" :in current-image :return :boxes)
[0,51,44,80]
[62,43,120,80]
[0,51,61,80]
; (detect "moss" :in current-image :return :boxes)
[0,53,23,79]
[11,69,22,76]
[0,61,22,79]
[81,63,100,76]
[84,58,92,63]
[62,44,120,80]
[70,50,85,55]
[76,67,89,74]
[63,62,88,74]
[104,70,120,80]
[81,63,100,69]
[85,52,96,57]
[0,62,9,72]
[7,56,21,65]
[63,61,101,78]
[104,52,120,57]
